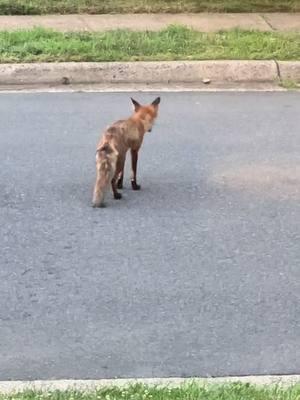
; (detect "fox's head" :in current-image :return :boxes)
[131,97,160,132]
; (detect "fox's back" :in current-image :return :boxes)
[100,118,142,152]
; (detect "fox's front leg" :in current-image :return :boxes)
[131,149,141,190]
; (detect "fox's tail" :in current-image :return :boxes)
[92,142,117,207]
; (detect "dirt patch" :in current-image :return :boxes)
[212,163,300,200]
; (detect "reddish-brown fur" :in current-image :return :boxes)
[92,97,160,208]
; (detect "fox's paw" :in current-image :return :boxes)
[131,180,141,191]
[114,192,122,200]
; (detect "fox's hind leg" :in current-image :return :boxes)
[117,172,124,189]
[111,177,122,199]
[131,149,141,190]
[112,156,125,199]
[117,154,126,189]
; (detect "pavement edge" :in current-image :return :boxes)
[1,376,300,393]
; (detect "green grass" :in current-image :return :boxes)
[280,79,300,88]
[2,383,300,400]
[0,26,299,63]
[0,0,298,15]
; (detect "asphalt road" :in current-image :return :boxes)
[0,92,300,380]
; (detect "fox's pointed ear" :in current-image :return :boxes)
[152,97,160,107]
[131,97,141,111]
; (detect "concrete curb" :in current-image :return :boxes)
[1,376,300,393]
[0,60,288,86]
[0,61,299,87]
[278,61,300,81]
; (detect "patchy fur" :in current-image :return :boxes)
[92,97,160,208]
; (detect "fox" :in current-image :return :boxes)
[92,96,161,208]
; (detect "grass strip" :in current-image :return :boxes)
[0,0,298,15]
[1,383,300,400]
[280,79,300,88]
[0,26,299,63]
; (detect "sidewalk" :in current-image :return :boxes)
[0,13,299,32]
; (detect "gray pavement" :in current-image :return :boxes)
[0,92,300,380]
